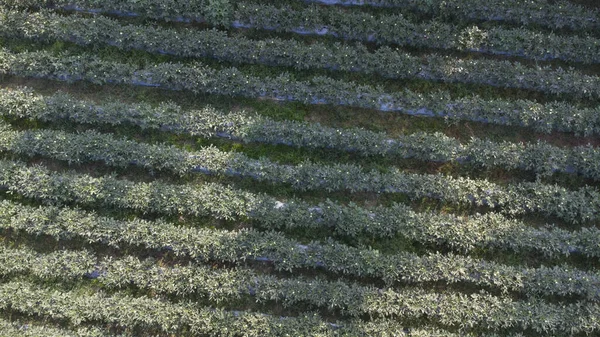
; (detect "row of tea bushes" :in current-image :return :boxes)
[0,129,598,258]
[0,245,555,317]
[1,245,598,328]
[300,0,600,33]
[7,279,588,335]
[2,88,599,170]
[12,0,600,35]
[15,0,599,63]
[0,280,355,336]
[1,193,598,298]
[2,9,599,99]
[1,158,600,255]
[1,266,599,333]
[3,139,600,225]
[2,50,599,135]
[3,108,600,182]
[6,0,236,25]
[0,318,121,337]
[232,2,600,64]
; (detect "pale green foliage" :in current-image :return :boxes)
[0,1,598,335]
[1,155,599,257]
[1,9,598,98]
[0,318,122,337]
[0,264,598,333]
[2,204,600,312]
[7,0,600,62]
[1,50,600,135]
[301,0,600,32]
[205,0,232,26]
[2,88,600,180]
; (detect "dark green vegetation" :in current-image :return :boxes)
[0,0,599,336]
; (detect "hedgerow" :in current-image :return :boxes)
[1,127,598,258]
[1,260,599,333]
[0,280,346,336]
[7,281,599,337]
[1,0,599,333]
[2,244,599,329]
[1,191,599,298]
[3,137,600,225]
[1,49,599,136]
[2,9,599,99]
[2,96,600,181]
[0,318,122,337]
[299,0,600,33]
[10,0,599,63]
[233,2,600,64]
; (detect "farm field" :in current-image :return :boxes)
[0,0,599,336]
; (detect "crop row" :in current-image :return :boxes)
[12,0,600,34]
[2,9,599,100]
[2,49,599,138]
[3,88,600,177]
[4,111,600,217]
[2,94,600,183]
[0,245,553,320]
[6,118,600,192]
[1,157,599,259]
[1,194,599,300]
[13,0,600,63]
[1,210,599,334]
[0,318,120,337]
[2,125,600,225]
[0,280,382,337]
[300,0,600,33]
[2,244,600,332]
[230,2,600,64]
[1,122,598,259]
[7,279,590,335]
[4,0,234,25]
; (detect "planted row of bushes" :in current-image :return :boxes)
[5,0,235,26]
[1,109,600,217]
[2,49,599,137]
[0,318,119,337]
[0,280,357,336]
[3,126,600,225]
[3,9,599,99]
[8,279,592,335]
[1,187,599,299]
[3,244,599,330]
[0,221,600,336]
[300,0,600,33]
[1,157,599,259]
[230,2,600,64]
[13,0,600,63]
[10,119,600,189]
[1,121,598,258]
[3,88,600,178]
[3,94,600,183]
[16,0,600,36]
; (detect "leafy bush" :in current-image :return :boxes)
[2,49,600,137]
[8,1,600,63]
[299,0,600,33]
[2,9,598,99]
[205,0,233,26]
[2,214,600,333]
